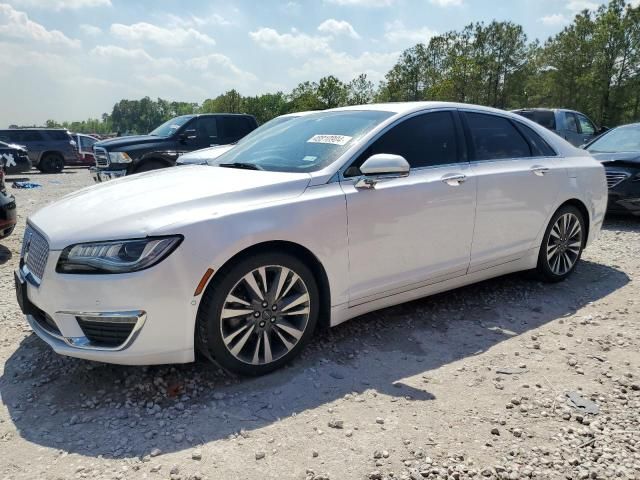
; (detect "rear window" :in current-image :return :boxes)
[221,116,255,140]
[514,122,557,157]
[43,130,71,141]
[514,110,556,130]
[465,112,531,160]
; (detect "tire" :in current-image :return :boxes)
[39,153,64,173]
[536,205,586,282]
[196,252,319,376]
[135,160,166,173]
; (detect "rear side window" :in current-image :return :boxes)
[43,130,70,141]
[514,122,557,157]
[465,112,531,160]
[221,116,254,140]
[514,110,556,130]
[10,130,43,142]
[362,111,459,169]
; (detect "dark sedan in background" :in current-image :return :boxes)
[0,141,32,175]
[586,123,640,216]
[0,161,17,239]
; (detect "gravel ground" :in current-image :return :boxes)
[0,169,638,480]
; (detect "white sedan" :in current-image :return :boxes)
[15,102,607,375]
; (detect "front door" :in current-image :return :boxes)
[341,110,477,305]
[462,111,565,271]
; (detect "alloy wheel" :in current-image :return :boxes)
[219,265,311,366]
[546,212,583,276]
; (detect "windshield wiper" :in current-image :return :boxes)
[218,162,262,171]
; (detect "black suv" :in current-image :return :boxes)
[0,129,79,173]
[92,113,258,182]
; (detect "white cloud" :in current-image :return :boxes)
[249,27,331,56]
[186,53,258,81]
[8,0,111,10]
[110,22,216,47]
[0,4,80,48]
[540,13,569,26]
[323,0,395,6]
[80,24,102,36]
[429,0,463,6]
[90,44,153,62]
[384,20,436,44]
[566,0,599,13]
[317,19,360,39]
[166,13,231,28]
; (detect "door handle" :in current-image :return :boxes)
[441,173,466,186]
[530,166,549,176]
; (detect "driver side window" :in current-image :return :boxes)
[346,111,459,176]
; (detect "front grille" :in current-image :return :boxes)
[606,171,630,189]
[77,318,136,348]
[94,147,109,167]
[22,225,49,281]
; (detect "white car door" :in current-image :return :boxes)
[462,110,565,272]
[340,110,477,305]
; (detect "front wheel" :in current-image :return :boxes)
[196,252,319,376]
[536,205,586,282]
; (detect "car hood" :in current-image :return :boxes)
[177,145,234,165]
[95,135,164,150]
[30,166,312,249]
[590,151,640,164]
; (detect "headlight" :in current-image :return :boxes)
[109,152,132,164]
[56,236,183,274]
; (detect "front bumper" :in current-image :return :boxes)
[90,167,127,183]
[15,247,198,365]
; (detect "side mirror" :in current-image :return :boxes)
[355,153,410,189]
[597,126,609,135]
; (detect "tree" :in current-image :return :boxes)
[347,74,375,105]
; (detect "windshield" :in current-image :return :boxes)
[587,124,640,153]
[208,110,393,172]
[149,115,194,137]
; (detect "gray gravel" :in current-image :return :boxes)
[0,169,638,479]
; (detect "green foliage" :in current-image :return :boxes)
[39,0,640,133]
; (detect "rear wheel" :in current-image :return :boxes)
[196,252,319,376]
[536,205,586,282]
[39,153,64,173]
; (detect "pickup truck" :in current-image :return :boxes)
[91,113,258,182]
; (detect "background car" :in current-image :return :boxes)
[0,161,17,239]
[512,108,605,146]
[17,103,606,376]
[71,133,99,167]
[0,129,79,173]
[92,113,258,181]
[0,141,32,175]
[585,122,640,216]
[177,112,315,166]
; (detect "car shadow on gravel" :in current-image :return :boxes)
[0,260,629,459]
[0,244,11,264]
[602,214,640,232]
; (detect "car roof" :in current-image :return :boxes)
[329,101,519,116]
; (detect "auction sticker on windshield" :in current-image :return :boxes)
[307,134,352,146]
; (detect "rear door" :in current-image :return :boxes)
[463,110,564,272]
[15,131,44,163]
[559,111,583,146]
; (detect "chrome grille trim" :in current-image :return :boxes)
[94,147,109,167]
[21,225,50,283]
[605,171,630,189]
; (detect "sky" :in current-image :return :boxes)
[0,0,627,127]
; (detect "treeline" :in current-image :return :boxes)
[46,0,639,135]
